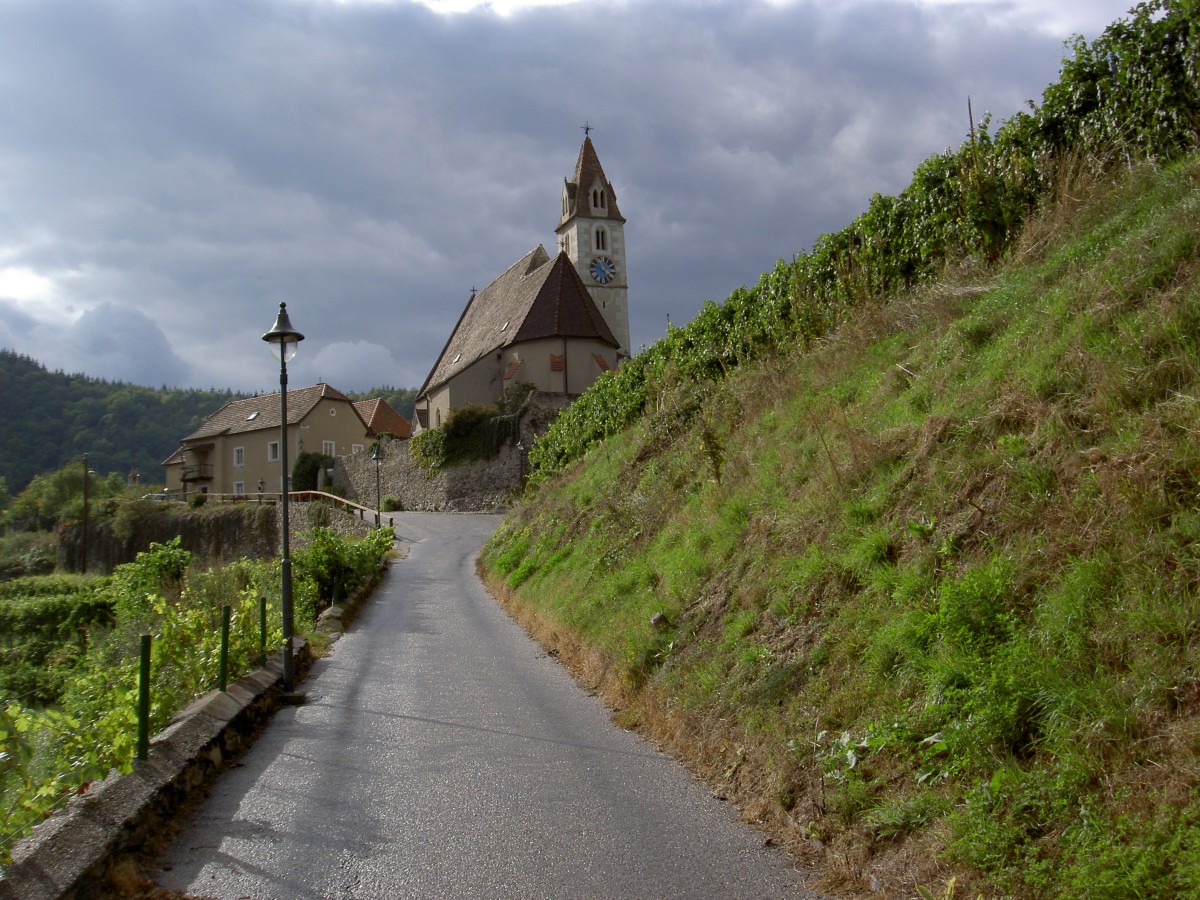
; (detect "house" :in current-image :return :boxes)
[163,383,374,497]
[413,134,630,431]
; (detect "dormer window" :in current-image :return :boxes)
[591,187,607,211]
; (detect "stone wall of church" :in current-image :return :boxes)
[332,392,573,512]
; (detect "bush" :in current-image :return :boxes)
[0,532,56,581]
[412,402,522,469]
[292,452,334,492]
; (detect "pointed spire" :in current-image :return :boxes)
[560,133,624,225]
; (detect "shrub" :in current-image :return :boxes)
[292,452,334,492]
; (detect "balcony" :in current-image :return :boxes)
[181,463,214,482]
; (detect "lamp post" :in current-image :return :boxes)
[371,442,383,527]
[262,302,305,692]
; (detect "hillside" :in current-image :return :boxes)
[484,151,1200,898]
[0,349,418,496]
[480,4,1200,895]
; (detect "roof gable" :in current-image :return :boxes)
[417,247,618,398]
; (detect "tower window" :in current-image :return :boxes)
[594,227,608,252]
[591,188,607,211]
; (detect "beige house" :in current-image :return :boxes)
[413,135,629,431]
[163,384,375,498]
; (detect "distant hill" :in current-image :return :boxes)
[0,350,418,494]
[0,351,243,493]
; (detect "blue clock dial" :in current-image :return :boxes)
[590,256,616,284]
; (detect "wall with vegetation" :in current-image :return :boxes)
[56,503,278,574]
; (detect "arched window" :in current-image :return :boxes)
[591,188,607,211]
[594,226,607,252]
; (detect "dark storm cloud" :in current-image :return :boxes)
[0,0,1131,392]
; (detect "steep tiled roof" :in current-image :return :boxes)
[559,135,624,227]
[353,398,412,439]
[418,247,618,398]
[183,383,356,442]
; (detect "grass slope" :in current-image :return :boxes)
[482,158,1200,897]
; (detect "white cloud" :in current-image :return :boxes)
[0,266,56,304]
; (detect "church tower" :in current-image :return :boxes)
[555,133,630,359]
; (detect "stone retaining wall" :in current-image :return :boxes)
[333,392,571,512]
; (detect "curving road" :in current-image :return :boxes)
[152,512,816,899]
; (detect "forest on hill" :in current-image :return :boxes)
[0,348,417,497]
[483,2,1200,895]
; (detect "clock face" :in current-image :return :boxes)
[589,256,616,285]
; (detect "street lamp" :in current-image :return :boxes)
[371,442,383,527]
[262,302,305,692]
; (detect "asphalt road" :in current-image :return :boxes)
[152,511,816,899]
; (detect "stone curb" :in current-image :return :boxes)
[0,642,310,900]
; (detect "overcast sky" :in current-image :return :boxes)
[0,0,1134,394]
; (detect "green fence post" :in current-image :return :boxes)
[137,635,151,761]
[259,594,267,666]
[219,605,231,692]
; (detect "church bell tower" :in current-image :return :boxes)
[555,130,630,359]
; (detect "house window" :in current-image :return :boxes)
[594,226,608,252]
[323,440,336,457]
[233,447,245,467]
[352,443,363,455]
[267,441,279,462]
[550,354,565,372]
[233,481,245,496]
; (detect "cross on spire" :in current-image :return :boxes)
[581,121,593,138]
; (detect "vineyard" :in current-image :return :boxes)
[530,0,1200,480]
[0,525,394,860]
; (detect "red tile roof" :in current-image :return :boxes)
[353,398,412,439]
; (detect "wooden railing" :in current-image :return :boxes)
[193,490,392,526]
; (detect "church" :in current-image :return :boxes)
[412,134,630,431]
